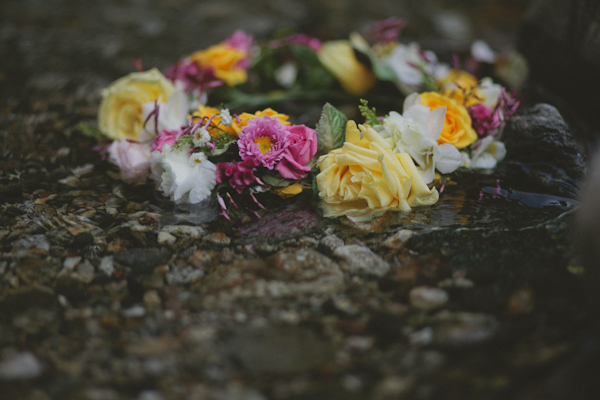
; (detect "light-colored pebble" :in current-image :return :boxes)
[409,286,449,310]
[157,231,177,245]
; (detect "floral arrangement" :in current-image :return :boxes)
[90,21,522,222]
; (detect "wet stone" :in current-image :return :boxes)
[0,351,44,380]
[224,325,334,374]
[409,287,449,311]
[113,247,171,274]
[333,245,390,278]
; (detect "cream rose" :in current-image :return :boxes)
[99,68,175,141]
[317,121,439,221]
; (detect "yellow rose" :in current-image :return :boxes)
[190,43,248,86]
[192,105,242,137]
[317,121,439,221]
[317,41,376,95]
[98,68,175,141]
[419,92,477,149]
[238,108,291,127]
[439,69,483,107]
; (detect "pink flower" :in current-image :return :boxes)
[108,139,151,184]
[270,34,323,52]
[238,116,289,169]
[151,129,184,153]
[216,158,262,194]
[164,58,223,94]
[469,89,520,137]
[274,125,318,180]
[366,17,406,46]
[224,30,254,52]
[469,104,495,136]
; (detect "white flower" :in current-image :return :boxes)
[108,139,152,184]
[478,77,503,109]
[192,126,211,148]
[150,144,216,204]
[274,63,298,88]
[220,108,233,127]
[376,93,462,183]
[384,43,450,95]
[470,136,506,169]
[138,88,189,142]
[471,40,497,64]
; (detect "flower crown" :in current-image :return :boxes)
[90,21,521,222]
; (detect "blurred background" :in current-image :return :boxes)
[0,0,532,113]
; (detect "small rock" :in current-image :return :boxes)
[157,231,177,246]
[432,311,498,345]
[63,256,82,271]
[98,256,114,276]
[409,286,449,311]
[333,245,390,277]
[0,352,44,380]
[506,286,535,316]
[408,327,434,345]
[121,305,146,318]
[205,232,230,246]
[72,232,94,248]
[319,234,344,254]
[382,229,413,249]
[143,290,162,309]
[371,376,414,400]
[138,391,164,400]
[114,248,171,274]
[165,265,204,285]
[76,260,95,284]
[188,250,212,269]
[161,225,203,239]
[12,234,50,251]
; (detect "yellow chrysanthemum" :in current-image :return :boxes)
[238,108,291,127]
[191,105,241,136]
[439,69,484,107]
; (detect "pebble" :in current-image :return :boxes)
[409,287,449,310]
[0,352,44,380]
[63,256,82,271]
[12,234,50,251]
[121,305,146,318]
[382,229,413,249]
[319,234,344,254]
[205,232,231,246]
[333,245,390,277]
[143,290,162,309]
[157,231,177,246]
[161,225,203,239]
[138,391,165,400]
[76,260,95,284]
[188,250,212,269]
[371,376,414,400]
[165,265,204,285]
[98,256,114,276]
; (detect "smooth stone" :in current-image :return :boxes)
[113,247,171,274]
[382,229,413,249]
[333,245,390,277]
[0,352,44,380]
[157,231,177,246]
[409,286,449,311]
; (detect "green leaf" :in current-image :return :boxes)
[77,121,106,140]
[315,103,347,155]
[358,99,379,126]
[211,138,236,156]
[261,174,294,187]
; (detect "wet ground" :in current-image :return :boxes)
[1,1,596,399]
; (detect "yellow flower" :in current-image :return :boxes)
[191,105,242,136]
[190,43,248,86]
[439,69,483,107]
[273,183,303,198]
[317,41,376,95]
[98,68,175,141]
[419,92,477,149]
[317,121,439,221]
[238,108,291,127]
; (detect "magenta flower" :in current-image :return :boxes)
[216,158,262,194]
[238,116,289,169]
[224,30,254,52]
[151,129,184,153]
[269,34,323,52]
[274,125,318,180]
[469,89,520,137]
[366,17,406,46]
[164,58,223,94]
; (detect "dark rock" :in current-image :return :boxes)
[71,232,94,249]
[503,104,586,178]
[113,247,171,275]
[224,326,334,374]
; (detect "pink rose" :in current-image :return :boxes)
[108,139,151,184]
[151,129,183,153]
[274,124,318,180]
